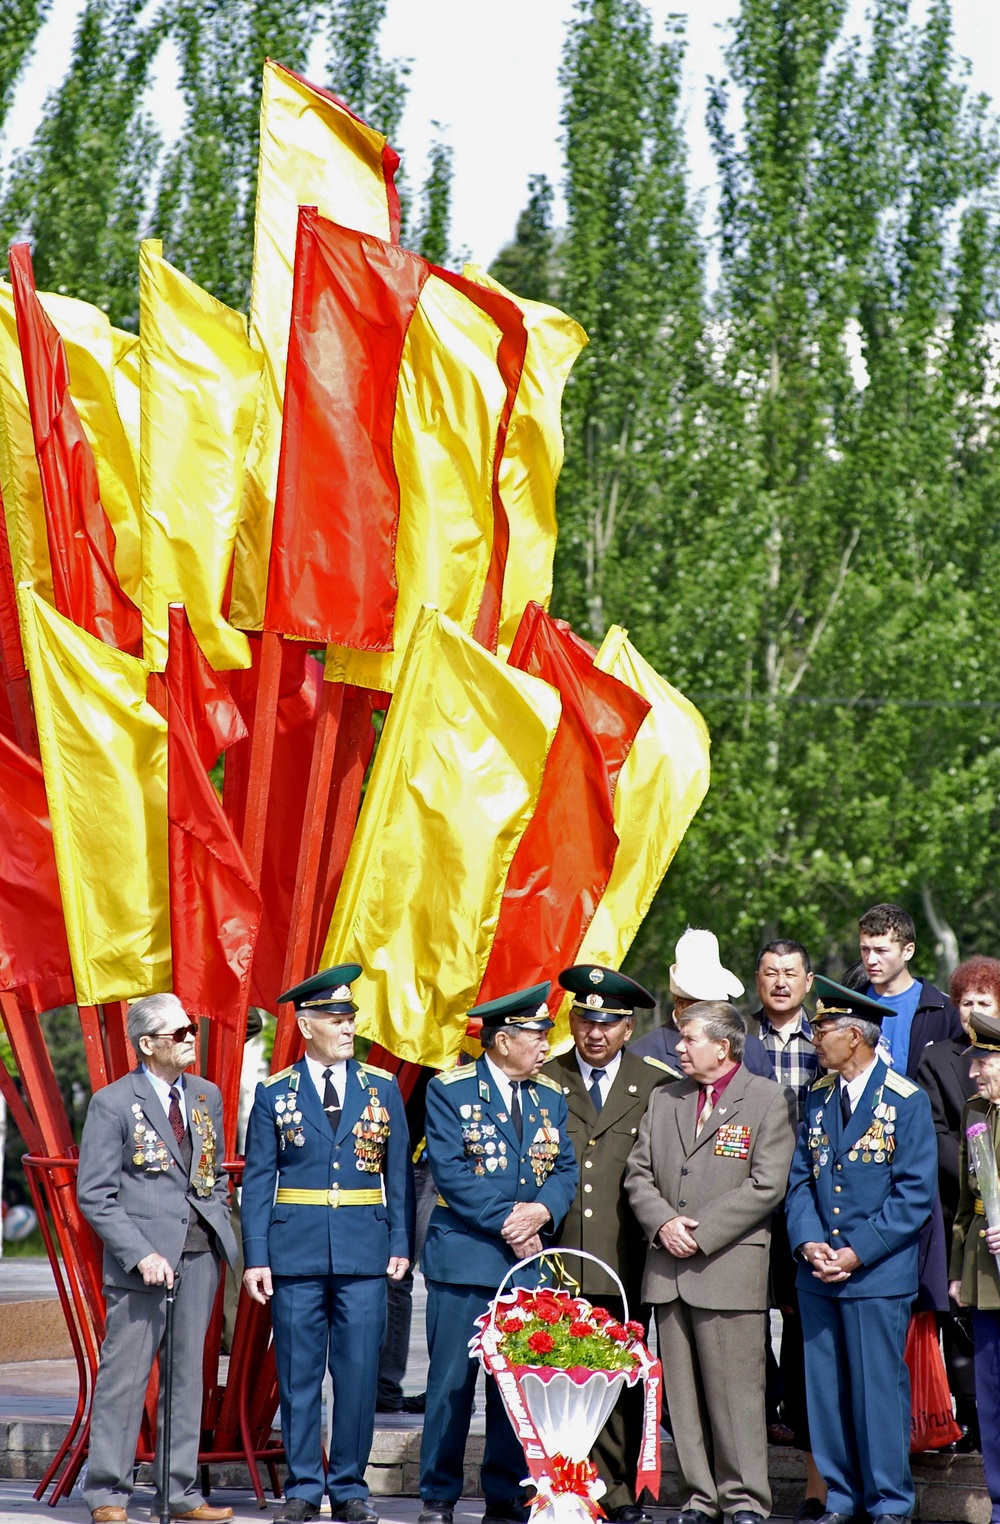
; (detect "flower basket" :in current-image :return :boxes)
[470,1249,662,1524]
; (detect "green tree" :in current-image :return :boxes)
[553,0,706,643]
[327,0,408,141]
[611,0,1000,985]
[412,128,454,266]
[489,173,556,303]
[0,0,161,326]
[0,0,51,131]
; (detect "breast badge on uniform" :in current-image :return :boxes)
[714,1123,752,1159]
[528,1108,560,1186]
[808,1120,830,1176]
[853,1102,896,1164]
[460,1103,508,1176]
[353,1087,391,1173]
[130,1103,172,1172]
[273,1070,305,1149]
[190,1100,218,1197]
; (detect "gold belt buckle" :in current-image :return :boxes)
[328,1186,340,1208]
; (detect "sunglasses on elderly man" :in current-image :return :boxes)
[151,1023,199,1043]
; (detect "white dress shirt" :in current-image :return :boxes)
[305,1054,347,1109]
[575,1048,623,1102]
[839,1055,879,1116]
[484,1054,521,1116]
[142,1065,187,1127]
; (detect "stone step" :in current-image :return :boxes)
[0,1302,72,1364]
[0,1419,989,1521]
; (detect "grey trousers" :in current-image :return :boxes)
[656,1300,770,1519]
[83,1250,220,1512]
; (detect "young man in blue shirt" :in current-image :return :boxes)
[858,902,961,1077]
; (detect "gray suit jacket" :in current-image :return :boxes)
[624,1066,796,1310]
[77,1068,238,1290]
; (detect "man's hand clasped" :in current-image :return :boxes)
[658,1214,700,1258]
[501,1201,550,1259]
[802,1240,861,1282]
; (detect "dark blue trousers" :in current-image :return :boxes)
[973,1309,1000,1522]
[800,1290,913,1518]
[271,1273,386,1506]
[419,1279,526,1510]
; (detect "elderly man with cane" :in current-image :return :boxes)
[76,993,238,1524]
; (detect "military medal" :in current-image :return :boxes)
[353,1086,391,1174]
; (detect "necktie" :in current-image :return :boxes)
[168,1085,186,1146]
[840,1085,852,1128]
[323,1067,341,1134]
[589,1070,604,1114]
[695,1083,715,1138]
[511,1081,523,1142]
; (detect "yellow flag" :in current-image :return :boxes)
[0,282,51,600]
[322,606,562,1067]
[17,586,171,1003]
[324,271,508,694]
[139,241,260,671]
[465,265,588,657]
[231,58,399,630]
[111,326,141,470]
[571,627,710,974]
[38,289,142,604]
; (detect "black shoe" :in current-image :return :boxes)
[665,1512,717,1524]
[330,1503,379,1524]
[730,1514,767,1524]
[793,1504,827,1523]
[275,1504,319,1523]
[403,1391,427,1413]
[418,1506,454,1524]
[816,1515,867,1524]
[375,1398,403,1413]
[482,1504,529,1524]
[607,1509,653,1524]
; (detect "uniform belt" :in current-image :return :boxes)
[975,1196,986,1215]
[275,1187,383,1207]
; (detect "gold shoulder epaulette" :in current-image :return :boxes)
[436,1067,474,1086]
[533,1073,562,1094]
[643,1056,683,1079]
[358,1062,395,1082]
[811,1073,837,1091]
[265,1066,295,1088]
[884,1069,918,1098]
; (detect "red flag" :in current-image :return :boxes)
[477,603,651,1000]
[165,606,260,1028]
[9,243,141,655]
[0,730,76,1010]
[264,208,525,654]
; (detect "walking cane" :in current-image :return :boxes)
[159,1274,179,1524]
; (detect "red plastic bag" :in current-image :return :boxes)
[904,1310,963,1452]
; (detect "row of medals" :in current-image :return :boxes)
[274,1092,305,1148]
[131,1104,170,1170]
[353,1092,390,1173]
[462,1104,508,1175]
[528,1112,560,1186]
[810,1099,897,1175]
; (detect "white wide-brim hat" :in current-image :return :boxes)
[669,927,744,1002]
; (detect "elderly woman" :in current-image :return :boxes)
[949,1004,1000,1520]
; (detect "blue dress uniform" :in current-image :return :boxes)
[785,976,938,1523]
[419,985,579,1522]
[242,969,414,1518]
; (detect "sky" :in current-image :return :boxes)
[2,0,998,268]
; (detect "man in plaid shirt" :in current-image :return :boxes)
[753,939,826,1522]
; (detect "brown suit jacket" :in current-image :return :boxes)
[542,1047,678,1301]
[624,1066,797,1310]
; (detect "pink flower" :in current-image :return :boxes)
[527,1330,555,1354]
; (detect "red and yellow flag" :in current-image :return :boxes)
[231,60,401,631]
[0,729,75,1012]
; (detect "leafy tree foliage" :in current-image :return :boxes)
[0,0,50,132]
[0,0,161,326]
[489,173,555,303]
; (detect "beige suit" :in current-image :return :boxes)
[625,1067,796,1518]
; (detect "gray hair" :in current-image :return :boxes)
[127,992,188,1053]
[677,1000,747,1062]
[829,1014,881,1050]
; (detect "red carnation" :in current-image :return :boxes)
[606,1323,628,1343]
[625,1320,645,1338]
[568,1321,592,1338]
[590,1306,612,1325]
[535,1302,563,1325]
[527,1330,555,1354]
[498,1316,523,1334]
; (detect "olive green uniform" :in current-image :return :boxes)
[542,1046,678,1510]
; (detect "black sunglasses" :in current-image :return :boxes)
[151,1024,199,1043]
